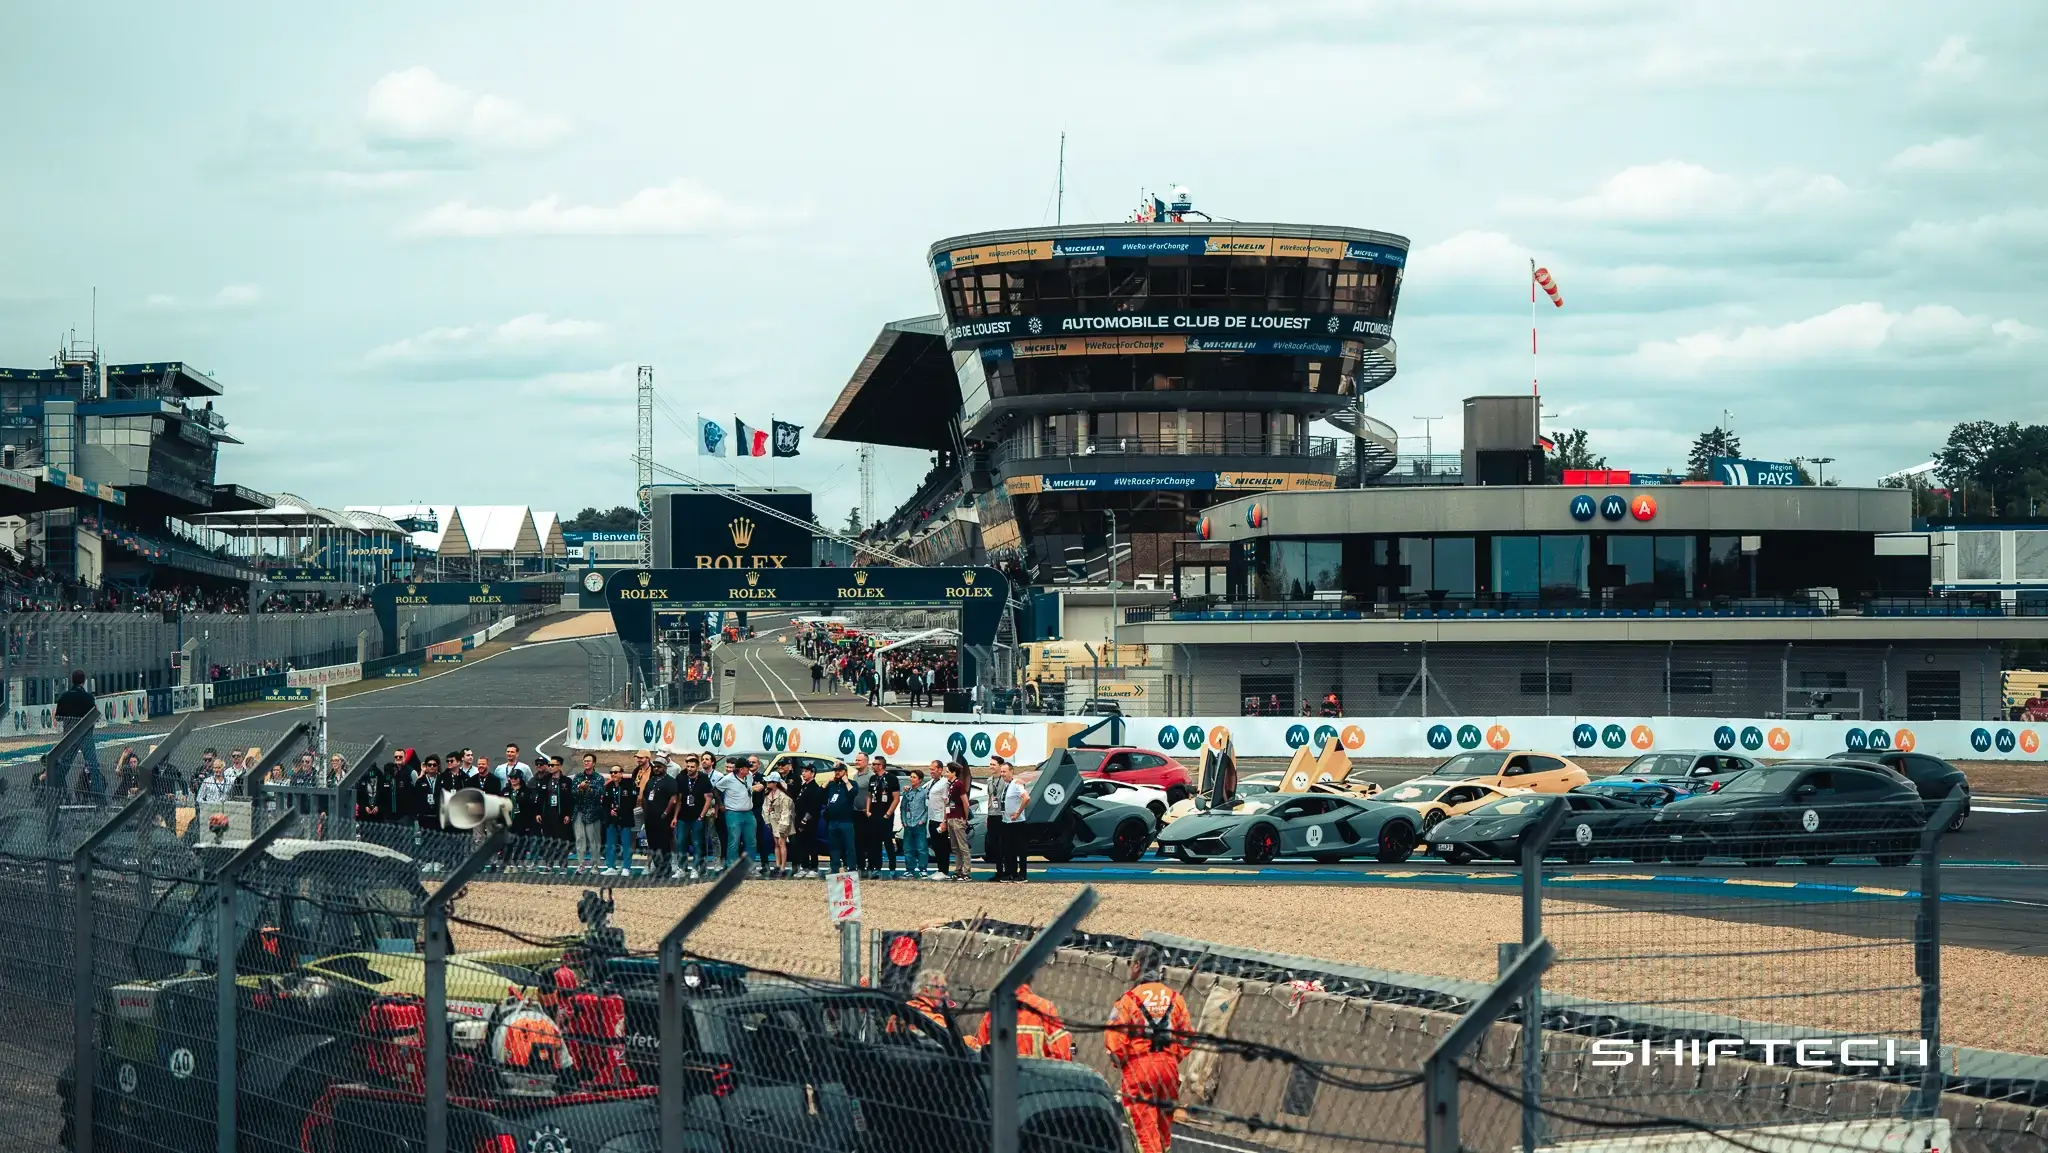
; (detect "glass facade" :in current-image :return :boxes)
[978,348,1363,402]
[941,254,1398,322]
[1257,539,1343,600]
[1001,411,1312,460]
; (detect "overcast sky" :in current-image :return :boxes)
[2,1,2042,521]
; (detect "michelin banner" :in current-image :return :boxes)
[566,709,1053,766]
[568,709,2042,763]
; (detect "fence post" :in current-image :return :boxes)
[1424,936,1554,1153]
[660,859,750,1153]
[990,886,1099,1153]
[70,789,159,1153]
[423,828,510,1153]
[1513,799,1566,1153]
[212,813,298,1153]
[1912,790,1967,1118]
[243,720,313,811]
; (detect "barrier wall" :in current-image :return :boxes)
[566,709,2046,763]
[565,708,1050,766]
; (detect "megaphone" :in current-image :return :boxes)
[443,786,513,830]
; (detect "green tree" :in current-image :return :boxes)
[1543,428,1607,482]
[565,505,639,532]
[844,506,863,535]
[1686,427,1742,480]
[1934,420,2048,517]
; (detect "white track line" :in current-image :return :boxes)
[749,643,813,719]
[743,645,785,717]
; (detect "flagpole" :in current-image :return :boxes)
[1530,257,1538,398]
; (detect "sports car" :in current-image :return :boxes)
[1154,793,1423,864]
[968,769,1159,862]
[1651,762,1925,866]
[1412,750,1590,794]
[1157,771,1379,828]
[1374,780,1530,838]
[1613,750,1761,792]
[1425,792,1668,865]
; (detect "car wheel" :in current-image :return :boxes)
[1165,785,1190,805]
[1148,801,1166,819]
[1440,847,1475,865]
[1242,823,1279,865]
[1420,810,1445,837]
[1107,820,1151,863]
[1946,808,1966,833]
[1375,820,1416,864]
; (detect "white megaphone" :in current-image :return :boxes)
[443,787,514,831]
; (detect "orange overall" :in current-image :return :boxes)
[974,984,1074,1060]
[1105,981,1192,1153]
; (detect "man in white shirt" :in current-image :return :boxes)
[708,758,755,870]
[1002,762,1031,882]
[498,743,533,786]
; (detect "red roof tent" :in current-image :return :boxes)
[1562,469,1633,485]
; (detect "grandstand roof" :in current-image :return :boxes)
[192,491,357,534]
[817,315,958,452]
[346,504,454,554]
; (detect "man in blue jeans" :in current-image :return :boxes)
[674,755,712,878]
[709,757,756,870]
[599,763,637,875]
[821,762,859,875]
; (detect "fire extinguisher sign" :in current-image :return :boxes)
[826,870,863,925]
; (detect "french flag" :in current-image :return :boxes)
[735,418,770,457]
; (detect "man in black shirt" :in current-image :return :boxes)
[675,756,714,878]
[412,754,448,831]
[531,757,575,871]
[52,670,104,802]
[599,764,638,876]
[641,757,679,879]
[867,756,902,875]
[791,763,825,877]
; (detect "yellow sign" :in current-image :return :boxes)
[1203,236,1276,257]
[1271,237,1346,260]
[1215,472,1336,491]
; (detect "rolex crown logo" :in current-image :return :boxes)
[637,571,652,587]
[406,584,417,595]
[854,570,869,586]
[479,584,489,595]
[728,517,755,548]
[746,570,761,586]
[962,570,975,584]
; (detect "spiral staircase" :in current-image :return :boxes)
[1321,341,1400,483]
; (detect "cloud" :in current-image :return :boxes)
[1406,230,1529,281]
[1886,136,1987,173]
[1919,35,1985,87]
[1892,207,2048,257]
[364,313,606,378]
[362,67,570,153]
[1503,161,1848,224]
[405,178,794,238]
[1633,302,2039,375]
[144,284,264,310]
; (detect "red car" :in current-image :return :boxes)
[1079,746,1194,801]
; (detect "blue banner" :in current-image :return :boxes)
[1712,457,1804,486]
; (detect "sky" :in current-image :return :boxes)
[2,1,2043,522]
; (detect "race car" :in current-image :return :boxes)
[1154,792,1424,864]
[968,758,1159,862]
[1651,762,1925,866]
[1374,779,1530,838]
[1156,770,1379,828]
[1409,750,1590,794]
[1610,750,1761,792]
[1426,791,1670,865]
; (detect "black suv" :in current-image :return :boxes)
[1825,750,1971,831]
[1653,762,1926,866]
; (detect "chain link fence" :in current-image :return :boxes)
[1172,640,2010,720]
[4,726,2044,1153]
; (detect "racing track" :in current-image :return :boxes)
[118,631,2048,953]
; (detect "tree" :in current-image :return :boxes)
[844,506,863,535]
[565,505,639,533]
[1686,427,1742,480]
[1543,428,1607,482]
[1933,420,2048,517]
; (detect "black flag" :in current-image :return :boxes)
[771,419,803,458]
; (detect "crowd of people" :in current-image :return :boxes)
[346,745,1043,882]
[797,626,960,709]
[0,547,375,616]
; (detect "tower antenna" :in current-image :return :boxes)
[1056,131,1066,225]
[636,366,654,567]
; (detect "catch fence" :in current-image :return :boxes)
[1,724,2042,1153]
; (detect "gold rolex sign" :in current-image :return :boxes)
[653,487,814,570]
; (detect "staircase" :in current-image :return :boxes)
[1325,408,1400,483]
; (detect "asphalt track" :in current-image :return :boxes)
[58,629,2048,955]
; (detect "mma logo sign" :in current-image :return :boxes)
[1286,725,1310,750]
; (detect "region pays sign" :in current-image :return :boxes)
[1711,457,1804,487]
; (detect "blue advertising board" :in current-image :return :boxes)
[1712,457,1804,486]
